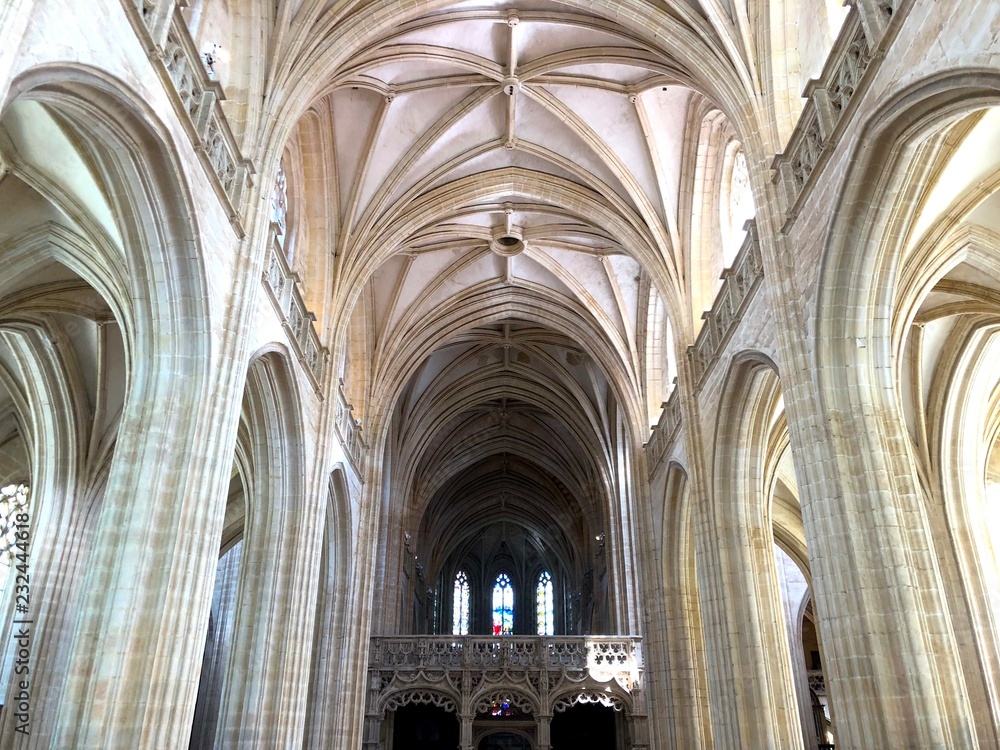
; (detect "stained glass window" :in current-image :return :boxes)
[536,570,554,635]
[453,570,470,635]
[492,573,513,635]
[0,483,29,600]
[491,699,515,717]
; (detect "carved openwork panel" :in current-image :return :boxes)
[829,25,873,116]
[382,689,459,715]
[552,689,628,713]
[206,117,238,195]
[473,690,536,715]
[789,109,823,191]
[507,639,537,667]
[808,670,827,696]
[545,639,586,669]
[588,640,631,670]
[424,639,464,669]
[368,636,641,719]
[163,32,199,118]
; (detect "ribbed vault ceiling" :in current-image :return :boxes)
[311,1,730,587]
[395,321,608,580]
[295,0,761,618]
[328,1,725,418]
[311,0,742,352]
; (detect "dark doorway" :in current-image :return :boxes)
[478,731,533,750]
[550,703,617,749]
[390,703,459,750]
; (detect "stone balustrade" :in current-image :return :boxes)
[364,635,647,750]
[334,379,367,470]
[687,221,764,388]
[645,386,681,476]
[772,0,906,227]
[370,635,639,675]
[262,227,329,387]
[126,0,253,234]
[365,635,644,748]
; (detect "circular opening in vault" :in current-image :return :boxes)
[491,235,525,257]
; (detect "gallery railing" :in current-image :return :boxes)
[370,635,639,675]
[645,387,681,476]
[334,380,368,470]
[261,226,328,389]
[124,0,253,234]
[686,221,764,388]
[772,0,908,229]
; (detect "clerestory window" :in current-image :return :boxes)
[453,570,470,636]
[536,570,554,635]
[492,573,513,635]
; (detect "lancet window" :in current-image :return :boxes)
[453,570,470,636]
[492,573,514,635]
[536,571,554,635]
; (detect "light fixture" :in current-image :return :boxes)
[490,204,525,256]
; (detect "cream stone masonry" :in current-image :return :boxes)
[0,1,998,749]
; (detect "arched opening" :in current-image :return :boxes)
[453,569,471,636]
[188,468,245,750]
[375,314,626,639]
[304,467,356,749]
[0,63,214,747]
[767,408,833,749]
[815,73,1000,747]
[882,106,1000,739]
[492,572,515,636]
[536,571,554,636]
[478,731,533,750]
[652,464,712,747]
[389,702,459,750]
[695,355,808,748]
[551,702,619,749]
[188,350,310,749]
